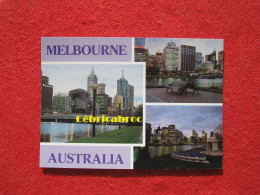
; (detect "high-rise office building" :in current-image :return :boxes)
[205,50,217,66]
[53,94,71,113]
[41,73,53,113]
[96,94,109,114]
[117,70,128,109]
[156,52,164,71]
[69,88,90,113]
[147,55,157,68]
[135,47,148,63]
[97,82,105,94]
[192,129,198,138]
[163,41,179,72]
[127,84,134,110]
[114,94,124,111]
[178,45,196,71]
[195,52,203,70]
[87,67,98,101]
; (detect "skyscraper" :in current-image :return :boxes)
[97,82,105,94]
[205,50,217,66]
[69,88,90,113]
[195,52,203,70]
[127,84,134,110]
[156,52,164,71]
[114,94,124,111]
[117,70,128,109]
[178,45,196,71]
[192,129,198,138]
[96,94,109,114]
[135,46,148,62]
[87,67,98,101]
[53,94,71,113]
[163,41,179,72]
[41,73,53,113]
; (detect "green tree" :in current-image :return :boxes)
[128,104,143,126]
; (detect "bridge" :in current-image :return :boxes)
[41,114,128,125]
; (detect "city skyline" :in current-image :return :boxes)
[144,38,223,60]
[42,64,144,105]
[146,105,222,137]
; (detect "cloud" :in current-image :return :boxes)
[146,105,222,137]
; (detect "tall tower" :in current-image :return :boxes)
[117,70,128,109]
[87,67,98,101]
[127,84,134,110]
[178,45,196,71]
[41,72,53,113]
[163,41,179,72]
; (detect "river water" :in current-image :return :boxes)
[148,145,202,158]
[40,122,122,143]
[146,77,223,89]
[134,145,203,162]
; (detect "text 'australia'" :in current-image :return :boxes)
[48,153,124,164]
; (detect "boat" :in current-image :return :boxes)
[171,151,209,164]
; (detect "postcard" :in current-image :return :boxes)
[40,37,223,169]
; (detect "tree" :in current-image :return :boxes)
[128,104,143,126]
[190,136,197,144]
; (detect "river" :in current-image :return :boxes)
[134,145,203,161]
[146,77,223,89]
[40,122,122,143]
[148,145,202,158]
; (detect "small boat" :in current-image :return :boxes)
[171,151,209,163]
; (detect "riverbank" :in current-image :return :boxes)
[146,88,222,103]
[134,147,222,169]
[146,75,187,79]
[134,153,222,169]
[70,126,142,143]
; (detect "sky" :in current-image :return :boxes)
[144,38,224,60]
[42,64,144,105]
[146,105,222,137]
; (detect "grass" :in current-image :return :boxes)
[70,126,142,143]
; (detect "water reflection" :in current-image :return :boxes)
[149,145,202,158]
[40,122,123,143]
[147,78,223,89]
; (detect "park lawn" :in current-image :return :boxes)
[71,126,142,143]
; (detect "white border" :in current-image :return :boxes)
[146,103,223,106]
[41,61,146,148]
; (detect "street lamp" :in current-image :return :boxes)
[118,102,121,129]
[92,85,98,137]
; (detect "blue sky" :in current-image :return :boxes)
[42,64,144,105]
[146,105,222,137]
[144,38,224,60]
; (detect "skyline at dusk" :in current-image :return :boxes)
[146,105,222,137]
